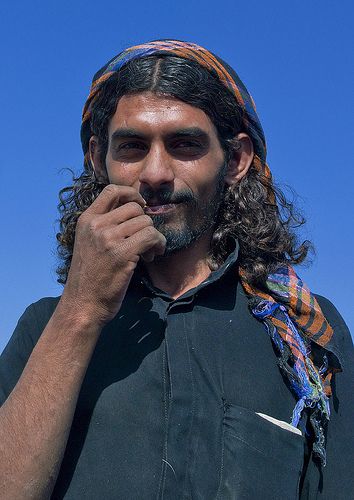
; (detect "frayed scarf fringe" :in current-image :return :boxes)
[250,298,329,466]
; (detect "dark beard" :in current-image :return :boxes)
[141,162,227,256]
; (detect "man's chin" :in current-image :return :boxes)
[149,195,221,258]
[150,215,185,244]
[153,224,208,260]
[159,228,193,254]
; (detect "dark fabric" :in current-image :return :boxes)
[1,255,353,499]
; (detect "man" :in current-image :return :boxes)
[0,40,353,499]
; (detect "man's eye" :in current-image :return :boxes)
[171,141,205,158]
[116,142,146,150]
[175,141,201,148]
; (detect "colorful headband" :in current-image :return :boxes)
[80,39,268,177]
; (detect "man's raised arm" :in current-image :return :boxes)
[0,185,165,499]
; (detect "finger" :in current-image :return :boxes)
[95,202,146,228]
[141,249,156,263]
[102,214,153,240]
[119,226,166,260]
[86,185,146,215]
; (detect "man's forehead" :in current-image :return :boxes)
[107,92,216,136]
[81,40,267,168]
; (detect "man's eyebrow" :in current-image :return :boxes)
[167,127,209,140]
[110,127,210,141]
[110,128,145,141]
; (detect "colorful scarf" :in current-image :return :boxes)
[81,40,342,465]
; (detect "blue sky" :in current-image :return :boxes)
[1,0,353,350]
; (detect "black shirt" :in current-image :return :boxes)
[1,249,353,499]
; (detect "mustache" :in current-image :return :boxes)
[140,188,196,205]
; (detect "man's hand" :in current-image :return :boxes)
[61,184,166,327]
[0,185,166,499]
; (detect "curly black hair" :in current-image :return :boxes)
[57,56,311,287]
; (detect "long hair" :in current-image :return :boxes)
[57,55,311,286]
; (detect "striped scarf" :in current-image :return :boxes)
[81,40,342,465]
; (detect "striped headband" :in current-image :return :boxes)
[81,39,268,178]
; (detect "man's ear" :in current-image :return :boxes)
[89,136,108,182]
[224,133,254,186]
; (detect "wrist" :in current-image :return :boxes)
[55,294,106,333]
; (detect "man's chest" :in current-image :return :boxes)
[52,283,305,500]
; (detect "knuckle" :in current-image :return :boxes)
[88,219,99,233]
[143,225,158,240]
[129,201,144,213]
[141,214,153,226]
[103,184,118,195]
[77,212,91,230]
[111,245,127,263]
[100,228,112,248]
[121,202,144,217]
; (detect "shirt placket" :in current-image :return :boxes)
[155,295,196,500]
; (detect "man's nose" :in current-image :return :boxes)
[138,144,175,190]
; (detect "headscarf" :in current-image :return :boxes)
[81,40,342,465]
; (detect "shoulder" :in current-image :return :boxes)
[6,296,61,354]
[0,296,61,404]
[314,294,353,365]
[314,294,349,330]
[24,296,61,328]
[16,296,61,333]
[314,294,352,341]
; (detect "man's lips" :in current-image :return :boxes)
[144,203,178,214]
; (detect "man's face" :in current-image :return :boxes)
[102,91,228,254]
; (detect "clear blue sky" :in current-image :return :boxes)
[0,0,353,350]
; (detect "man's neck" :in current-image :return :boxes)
[144,234,213,299]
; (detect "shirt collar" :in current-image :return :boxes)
[134,239,239,300]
